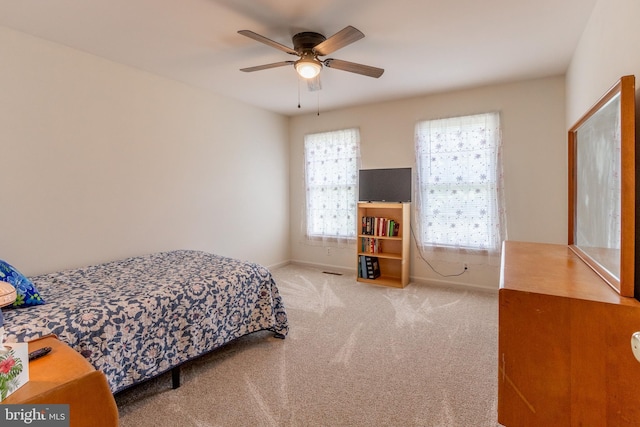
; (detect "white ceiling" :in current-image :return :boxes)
[0,0,597,116]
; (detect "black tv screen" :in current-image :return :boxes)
[359,168,412,202]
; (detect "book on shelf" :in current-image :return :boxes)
[369,257,381,279]
[361,237,382,254]
[361,216,400,237]
[359,255,381,279]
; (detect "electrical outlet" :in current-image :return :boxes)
[326,247,331,256]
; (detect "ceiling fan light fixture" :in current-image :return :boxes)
[295,57,322,79]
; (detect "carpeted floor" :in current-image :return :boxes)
[115,264,500,426]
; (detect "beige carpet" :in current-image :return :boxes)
[115,264,499,426]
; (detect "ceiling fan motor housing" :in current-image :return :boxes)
[292,32,326,78]
[292,32,327,54]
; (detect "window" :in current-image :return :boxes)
[304,128,360,241]
[414,112,506,251]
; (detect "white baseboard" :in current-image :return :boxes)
[266,260,292,270]
[410,274,498,293]
[288,259,497,293]
[289,260,355,276]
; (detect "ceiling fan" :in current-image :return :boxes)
[238,26,384,80]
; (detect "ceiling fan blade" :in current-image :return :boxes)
[240,61,294,72]
[323,58,384,78]
[238,30,298,55]
[313,26,364,56]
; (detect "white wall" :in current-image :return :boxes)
[289,77,567,289]
[8,0,633,285]
[0,26,290,276]
[566,0,640,126]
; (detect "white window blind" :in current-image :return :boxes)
[304,128,360,241]
[415,112,506,252]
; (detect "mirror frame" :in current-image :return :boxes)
[568,75,636,297]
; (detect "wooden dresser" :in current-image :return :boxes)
[498,241,640,426]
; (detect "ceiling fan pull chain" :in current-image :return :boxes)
[298,75,301,109]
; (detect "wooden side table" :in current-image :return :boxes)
[1,335,118,427]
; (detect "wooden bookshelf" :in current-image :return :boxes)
[357,202,410,288]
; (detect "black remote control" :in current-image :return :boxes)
[28,346,52,361]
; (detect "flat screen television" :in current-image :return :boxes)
[359,167,412,203]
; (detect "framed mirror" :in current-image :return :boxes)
[568,75,636,297]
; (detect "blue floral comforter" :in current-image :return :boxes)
[2,250,288,393]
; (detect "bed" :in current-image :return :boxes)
[2,250,288,393]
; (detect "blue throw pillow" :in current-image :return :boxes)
[0,259,45,307]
